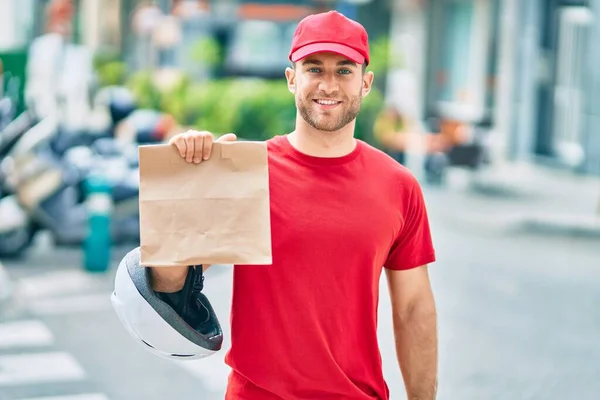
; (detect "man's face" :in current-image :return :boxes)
[285,52,374,132]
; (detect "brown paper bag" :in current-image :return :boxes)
[137,141,272,267]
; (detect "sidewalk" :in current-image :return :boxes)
[423,161,600,238]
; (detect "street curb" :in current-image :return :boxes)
[515,214,600,238]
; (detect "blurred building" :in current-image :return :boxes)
[387,0,599,176]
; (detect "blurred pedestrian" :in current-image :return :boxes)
[373,104,418,164]
[133,10,438,400]
[45,0,74,37]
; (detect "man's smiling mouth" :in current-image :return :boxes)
[314,99,342,108]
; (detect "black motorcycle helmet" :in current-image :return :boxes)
[94,86,137,126]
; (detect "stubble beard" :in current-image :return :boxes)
[297,89,363,132]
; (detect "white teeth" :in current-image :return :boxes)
[316,100,338,105]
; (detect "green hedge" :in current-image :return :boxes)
[124,70,384,144]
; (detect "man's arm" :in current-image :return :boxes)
[150,265,212,293]
[385,264,438,400]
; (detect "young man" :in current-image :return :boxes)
[152,10,438,400]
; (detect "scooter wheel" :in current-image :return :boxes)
[0,225,36,259]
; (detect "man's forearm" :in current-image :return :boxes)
[393,303,438,400]
[149,264,212,293]
[149,266,189,293]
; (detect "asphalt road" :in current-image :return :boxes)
[1,188,599,400]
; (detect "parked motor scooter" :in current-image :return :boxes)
[0,75,46,258]
[49,86,138,156]
[0,178,35,258]
[0,111,52,258]
[0,123,142,256]
[0,87,141,257]
[0,111,39,159]
[0,114,61,257]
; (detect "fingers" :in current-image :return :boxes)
[169,130,234,164]
[185,133,195,163]
[202,133,213,160]
[193,134,204,163]
[169,134,187,159]
[217,133,237,142]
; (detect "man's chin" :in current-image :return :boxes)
[299,108,353,132]
[310,121,347,132]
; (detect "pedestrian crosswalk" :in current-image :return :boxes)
[0,320,53,349]
[0,351,86,386]
[0,265,233,399]
[0,267,113,400]
[0,318,111,400]
[15,270,113,316]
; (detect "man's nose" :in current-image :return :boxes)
[318,74,340,94]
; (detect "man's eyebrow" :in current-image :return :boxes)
[301,59,323,66]
[337,60,357,67]
[301,59,357,67]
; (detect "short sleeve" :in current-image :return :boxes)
[384,179,436,270]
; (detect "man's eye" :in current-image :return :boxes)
[338,69,352,75]
[309,68,321,73]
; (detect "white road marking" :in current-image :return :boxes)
[16,270,105,298]
[0,320,54,349]
[0,351,86,386]
[27,293,111,315]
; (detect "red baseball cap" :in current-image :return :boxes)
[289,10,370,66]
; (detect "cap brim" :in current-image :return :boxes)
[290,43,365,65]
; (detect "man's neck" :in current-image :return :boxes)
[287,117,357,158]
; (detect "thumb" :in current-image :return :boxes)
[217,133,237,142]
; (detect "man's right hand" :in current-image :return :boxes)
[168,130,237,164]
[150,130,237,292]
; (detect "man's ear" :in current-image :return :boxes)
[362,71,374,97]
[285,67,296,94]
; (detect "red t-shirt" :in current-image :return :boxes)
[224,135,435,399]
